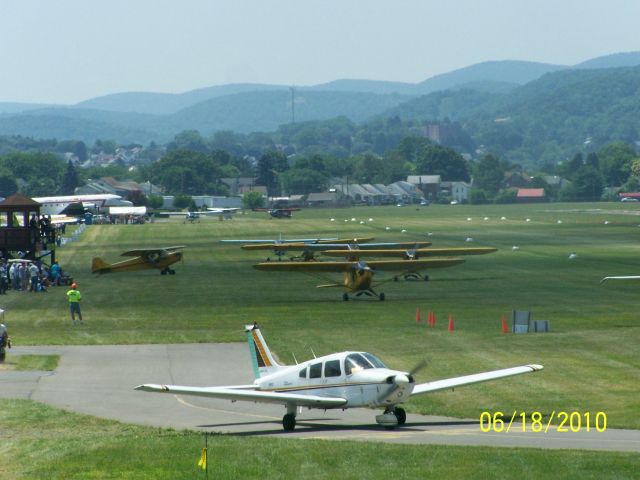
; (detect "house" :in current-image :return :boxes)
[331,184,380,204]
[388,181,424,204]
[220,177,262,195]
[407,175,441,201]
[516,188,546,203]
[441,181,471,203]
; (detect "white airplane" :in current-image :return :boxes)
[33,194,133,216]
[601,275,640,283]
[136,324,544,431]
[165,208,240,222]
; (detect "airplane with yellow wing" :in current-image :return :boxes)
[254,257,464,300]
[136,323,543,431]
[91,246,185,275]
[241,240,431,261]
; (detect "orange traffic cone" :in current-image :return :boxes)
[501,315,509,334]
[448,313,454,332]
[428,310,435,327]
[416,307,421,324]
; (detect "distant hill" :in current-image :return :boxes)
[0,51,639,147]
[574,51,640,70]
[75,83,288,115]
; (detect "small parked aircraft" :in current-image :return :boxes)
[136,324,543,431]
[254,257,465,300]
[91,246,185,275]
[321,246,498,261]
[253,207,300,218]
[221,236,375,245]
[241,241,433,261]
[600,275,640,283]
[165,208,240,222]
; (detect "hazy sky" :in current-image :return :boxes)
[1,0,639,104]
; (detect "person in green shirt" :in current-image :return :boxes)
[66,283,83,325]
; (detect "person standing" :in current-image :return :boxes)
[66,282,83,325]
[0,323,10,362]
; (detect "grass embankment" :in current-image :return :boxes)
[2,203,639,429]
[1,399,638,480]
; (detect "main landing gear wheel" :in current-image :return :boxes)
[379,293,385,301]
[160,268,168,275]
[423,275,429,282]
[394,407,406,425]
[283,413,296,431]
[342,293,349,301]
[169,269,176,275]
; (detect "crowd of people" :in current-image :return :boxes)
[0,259,71,294]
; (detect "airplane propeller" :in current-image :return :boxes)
[378,359,427,404]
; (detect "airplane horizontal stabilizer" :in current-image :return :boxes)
[316,283,344,288]
[91,257,111,274]
[411,364,543,396]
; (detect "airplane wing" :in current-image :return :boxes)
[600,275,640,283]
[411,364,543,396]
[241,238,380,251]
[220,238,340,244]
[135,384,347,408]
[254,258,465,272]
[121,246,185,257]
[322,247,497,258]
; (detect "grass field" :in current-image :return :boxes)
[2,398,639,480]
[2,202,640,477]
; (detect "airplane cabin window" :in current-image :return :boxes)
[299,367,307,378]
[309,363,322,379]
[324,359,341,377]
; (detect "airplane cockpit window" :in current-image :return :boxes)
[362,352,386,369]
[345,353,374,375]
[299,367,307,379]
[309,362,322,379]
[324,359,341,377]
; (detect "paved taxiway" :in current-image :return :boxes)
[2,344,639,452]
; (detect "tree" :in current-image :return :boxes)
[572,166,604,201]
[0,174,17,197]
[256,151,287,196]
[242,191,265,210]
[173,194,192,210]
[414,144,470,182]
[281,168,328,195]
[473,155,504,195]
[599,142,636,186]
[61,160,80,195]
[147,194,164,209]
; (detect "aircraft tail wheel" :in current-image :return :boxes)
[283,413,296,431]
[342,293,349,301]
[394,407,406,425]
[379,293,385,301]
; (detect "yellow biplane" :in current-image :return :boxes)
[91,246,185,275]
[254,257,465,301]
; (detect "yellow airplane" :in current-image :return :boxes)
[254,257,465,300]
[241,240,431,261]
[91,246,185,275]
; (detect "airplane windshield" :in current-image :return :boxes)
[344,353,385,375]
[362,353,386,369]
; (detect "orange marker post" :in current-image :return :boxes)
[501,315,509,334]
[416,307,421,325]
[448,313,454,332]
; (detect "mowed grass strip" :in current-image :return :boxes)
[0,399,638,480]
[2,203,639,427]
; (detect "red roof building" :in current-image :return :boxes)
[516,188,546,203]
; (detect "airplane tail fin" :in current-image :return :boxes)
[245,323,283,379]
[91,257,111,274]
